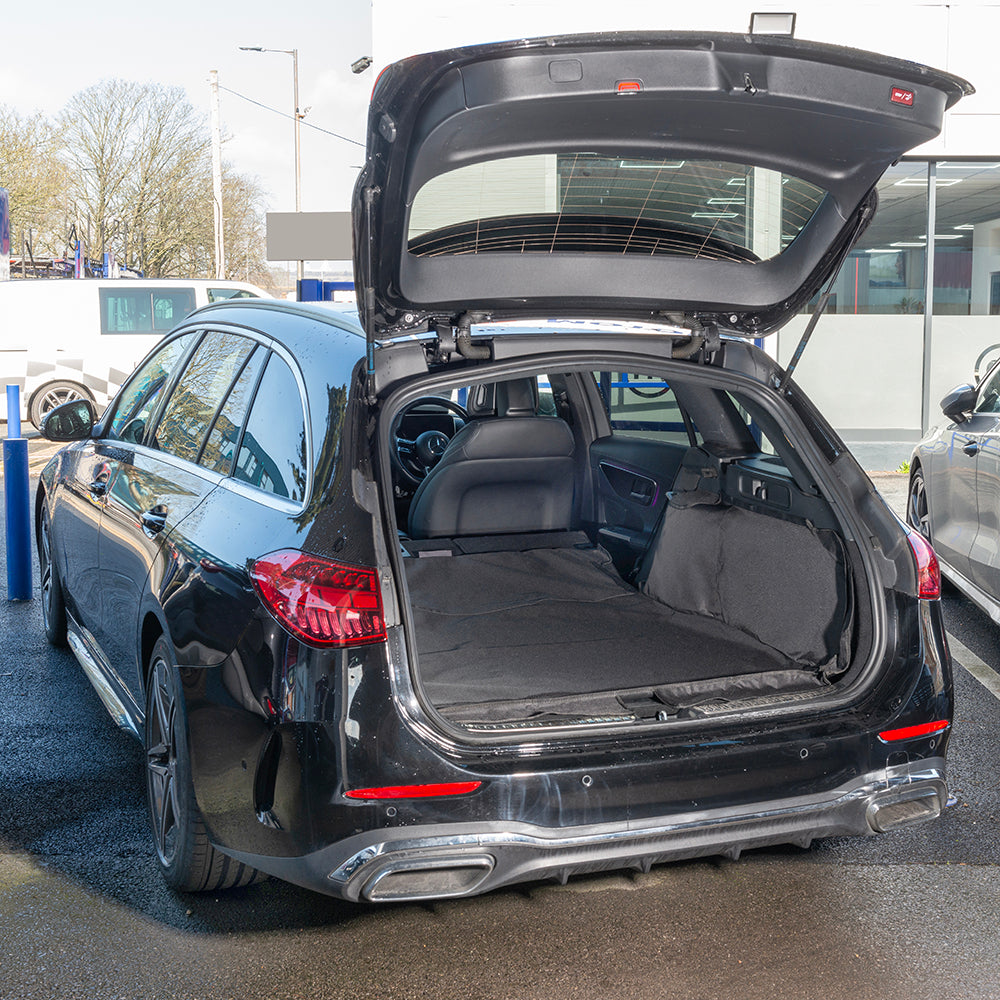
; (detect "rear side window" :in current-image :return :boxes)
[200,347,267,476]
[232,353,308,502]
[100,288,197,334]
[154,332,256,463]
[725,391,786,462]
[594,372,696,445]
[106,333,197,444]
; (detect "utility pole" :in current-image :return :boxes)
[209,70,226,280]
[292,48,303,287]
[239,46,304,288]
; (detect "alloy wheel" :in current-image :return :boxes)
[39,507,53,631]
[908,470,931,540]
[146,657,181,867]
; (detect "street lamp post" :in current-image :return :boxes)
[239,45,304,287]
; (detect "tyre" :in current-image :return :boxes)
[38,499,67,647]
[907,468,931,541]
[144,636,263,892]
[29,381,90,429]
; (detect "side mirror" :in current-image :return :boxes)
[40,398,97,441]
[940,384,977,424]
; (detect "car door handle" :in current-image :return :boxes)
[89,461,112,496]
[140,505,168,536]
[963,440,980,456]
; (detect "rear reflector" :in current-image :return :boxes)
[878,719,949,742]
[906,529,941,599]
[250,549,386,647]
[345,781,482,800]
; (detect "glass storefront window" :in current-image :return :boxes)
[812,160,1000,316]
[928,161,1000,315]
[818,162,929,315]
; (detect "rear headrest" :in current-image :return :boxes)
[465,383,497,418]
[496,378,539,418]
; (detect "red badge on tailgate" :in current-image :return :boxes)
[891,86,915,107]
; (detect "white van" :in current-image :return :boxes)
[0,278,268,427]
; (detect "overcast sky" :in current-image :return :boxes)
[1,0,373,217]
[4,0,994,228]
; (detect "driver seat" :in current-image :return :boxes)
[407,378,576,538]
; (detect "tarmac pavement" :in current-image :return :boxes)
[3,440,1000,1000]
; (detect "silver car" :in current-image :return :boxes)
[910,363,1000,622]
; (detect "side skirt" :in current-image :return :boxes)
[66,612,143,740]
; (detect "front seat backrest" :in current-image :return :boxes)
[408,378,575,538]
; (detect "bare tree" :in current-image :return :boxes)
[220,169,273,287]
[60,80,213,276]
[4,83,272,283]
[0,106,70,257]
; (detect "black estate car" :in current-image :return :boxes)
[37,33,969,902]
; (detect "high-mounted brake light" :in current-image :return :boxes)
[250,549,386,647]
[345,781,482,800]
[616,80,642,95]
[906,529,941,599]
[878,719,949,743]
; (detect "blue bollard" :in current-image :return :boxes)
[4,384,32,601]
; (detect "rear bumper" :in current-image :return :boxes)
[222,756,947,902]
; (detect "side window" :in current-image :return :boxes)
[232,353,308,502]
[594,372,696,445]
[100,288,196,333]
[975,365,1000,414]
[200,347,267,476]
[101,290,152,334]
[153,332,256,463]
[152,290,196,330]
[106,334,197,444]
[208,287,259,302]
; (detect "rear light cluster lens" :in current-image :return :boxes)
[251,549,386,647]
[906,529,941,599]
[878,719,949,743]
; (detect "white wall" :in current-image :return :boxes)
[776,314,1000,437]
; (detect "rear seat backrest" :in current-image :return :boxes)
[636,502,849,668]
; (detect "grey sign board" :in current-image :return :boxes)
[265,211,353,261]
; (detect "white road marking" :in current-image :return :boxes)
[947,632,1000,702]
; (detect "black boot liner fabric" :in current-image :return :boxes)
[403,537,826,712]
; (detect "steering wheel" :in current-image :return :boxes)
[625,374,671,399]
[390,396,468,489]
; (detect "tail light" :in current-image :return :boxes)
[250,549,386,647]
[345,781,482,800]
[905,529,941,599]
[878,719,949,742]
